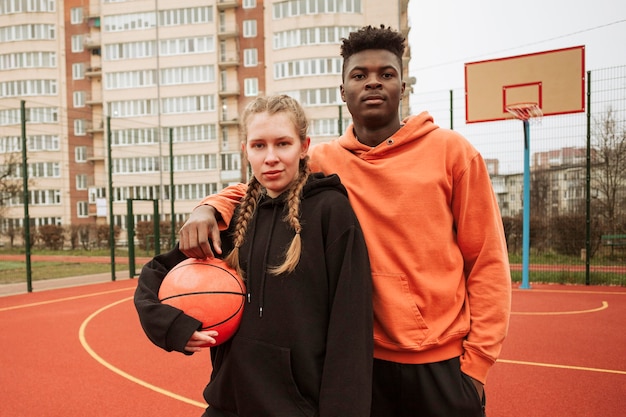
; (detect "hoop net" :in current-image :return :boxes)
[506,102,543,123]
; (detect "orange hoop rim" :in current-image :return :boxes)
[505,102,543,121]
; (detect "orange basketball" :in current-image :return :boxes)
[158,257,246,346]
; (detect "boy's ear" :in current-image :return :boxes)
[340,85,346,102]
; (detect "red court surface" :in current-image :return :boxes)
[1,280,625,417]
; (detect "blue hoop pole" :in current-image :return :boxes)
[521,119,532,289]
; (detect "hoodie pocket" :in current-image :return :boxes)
[371,272,430,349]
[204,336,316,417]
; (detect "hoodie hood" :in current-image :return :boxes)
[238,172,347,317]
[336,111,439,158]
[301,171,348,199]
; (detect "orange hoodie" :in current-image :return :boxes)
[199,111,511,383]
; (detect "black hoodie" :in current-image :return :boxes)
[134,173,373,417]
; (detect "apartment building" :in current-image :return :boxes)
[0,0,410,245]
[491,148,590,218]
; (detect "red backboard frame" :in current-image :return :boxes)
[464,46,585,123]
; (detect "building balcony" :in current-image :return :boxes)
[218,55,239,68]
[88,16,101,29]
[218,26,238,39]
[86,121,104,134]
[86,149,105,162]
[84,34,101,50]
[217,0,237,10]
[85,66,102,78]
[86,95,103,106]
[219,118,239,127]
[218,88,239,98]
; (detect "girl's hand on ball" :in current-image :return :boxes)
[185,330,218,352]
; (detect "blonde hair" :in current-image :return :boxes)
[225,95,310,277]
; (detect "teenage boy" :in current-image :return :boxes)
[179,25,511,417]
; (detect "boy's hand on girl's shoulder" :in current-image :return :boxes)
[179,205,222,259]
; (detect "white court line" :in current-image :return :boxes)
[78,296,206,409]
[511,301,608,315]
[0,287,133,312]
[498,358,626,375]
[505,299,625,375]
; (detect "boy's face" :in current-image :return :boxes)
[340,49,405,125]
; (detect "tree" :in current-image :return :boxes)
[530,168,550,219]
[0,152,23,217]
[592,107,626,235]
[551,213,602,257]
[38,224,65,250]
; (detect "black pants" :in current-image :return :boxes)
[371,357,486,417]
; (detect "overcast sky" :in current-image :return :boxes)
[407,0,626,96]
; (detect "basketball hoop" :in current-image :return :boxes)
[506,102,543,124]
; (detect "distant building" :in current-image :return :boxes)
[491,146,590,218]
[532,146,587,170]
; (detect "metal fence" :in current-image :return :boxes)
[412,65,626,286]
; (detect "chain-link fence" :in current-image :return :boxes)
[412,66,626,286]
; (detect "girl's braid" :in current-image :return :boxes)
[225,177,262,279]
[284,158,310,234]
[269,158,310,275]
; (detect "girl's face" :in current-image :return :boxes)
[244,111,310,198]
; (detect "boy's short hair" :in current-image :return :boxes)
[340,25,406,75]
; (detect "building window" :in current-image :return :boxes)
[109,99,159,117]
[105,70,157,89]
[0,52,56,70]
[75,146,87,162]
[104,40,156,60]
[0,79,57,98]
[158,7,213,26]
[26,107,58,123]
[0,23,56,41]
[221,153,241,171]
[274,57,342,79]
[70,7,83,24]
[102,12,157,32]
[88,187,106,204]
[71,35,83,52]
[243,48,257,67]
[273,27,358,50]
[77,201,89,218]
[244,78,258,97]
[76,174,87,190]
[243,20,257,38]
[272,0,361,18]
[243,0,256,8]
[159,36,214,56]
[72,63,84,79]
[73,91,85,107]
[160,65,215,85]
[0,0,57,13]
[161,95,216,114]
[74,120,86,136]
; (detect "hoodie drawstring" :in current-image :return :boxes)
[257,205,279,317]
[245,201,279,318]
